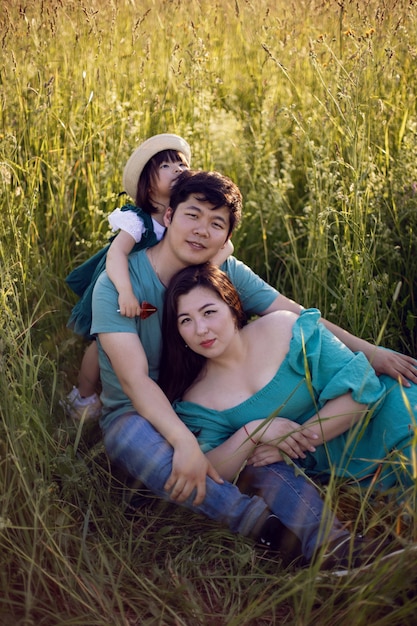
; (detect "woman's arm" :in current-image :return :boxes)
[206,393,366,480]
[205,418,319,481]
[247,393,367,469]
[247,394,366,450]
[106,230,141,317]
[301,392,368,443]
[261,294,417,386]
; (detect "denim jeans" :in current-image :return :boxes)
[237,463,347,558]
[103,412,347,558]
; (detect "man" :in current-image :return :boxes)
[91,169,415,562]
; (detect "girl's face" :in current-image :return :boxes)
[153,155,189,199]
[176,286,237,358]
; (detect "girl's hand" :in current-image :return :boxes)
[257,418,319,459]
[371,347,417,387]
[118,291,142,318]
[210,238,234,266]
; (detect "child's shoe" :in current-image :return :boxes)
[60,386,102,421]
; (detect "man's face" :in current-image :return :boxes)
[164,194,230,265]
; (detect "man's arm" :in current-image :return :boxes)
[99,331,223,504]
[261,294,417,386]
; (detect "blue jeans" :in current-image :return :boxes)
[237,463,347,557]
[103,412,347,558]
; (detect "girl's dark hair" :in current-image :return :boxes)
[169,170,242,237]
[159,263,247,403]
[136,149,189,213]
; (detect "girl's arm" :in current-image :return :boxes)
[210,238,234,266]
[106,231,141,317]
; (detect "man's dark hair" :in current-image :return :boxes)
[170,170,242,237]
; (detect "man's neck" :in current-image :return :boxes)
[147,241,184,287]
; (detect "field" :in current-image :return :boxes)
[1,0,417,624]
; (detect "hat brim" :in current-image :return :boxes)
[123,133,191,201]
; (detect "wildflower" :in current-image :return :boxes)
[0,517,12,530]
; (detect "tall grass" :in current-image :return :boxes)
[1,0,417,623]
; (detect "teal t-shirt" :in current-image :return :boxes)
[91,251,279,430]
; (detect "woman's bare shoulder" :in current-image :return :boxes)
[246,310,297,352]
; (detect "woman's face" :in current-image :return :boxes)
[176,286,237,358]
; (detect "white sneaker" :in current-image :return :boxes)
[60,386,102,421]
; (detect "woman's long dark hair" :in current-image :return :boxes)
[159,263,247,403]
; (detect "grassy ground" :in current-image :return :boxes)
[1,0,417,623]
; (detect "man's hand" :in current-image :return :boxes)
[371,348,417,387]
[164,438,224,505]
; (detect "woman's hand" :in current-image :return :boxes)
[371,348,417,387]
[164,438,224,505]
[256,418,319,460]
[247,444,285,466]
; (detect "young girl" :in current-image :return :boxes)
[63,134,233,420]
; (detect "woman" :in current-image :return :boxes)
[159,263,416,499]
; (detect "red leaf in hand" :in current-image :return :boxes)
[140,301,158,319]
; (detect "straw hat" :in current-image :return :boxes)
[123,133,191,200]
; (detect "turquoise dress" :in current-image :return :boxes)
[174,309,417,490]
[65,205,158,338]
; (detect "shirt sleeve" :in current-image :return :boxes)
[91,270,138,335]
[222,256,279,316]
[288,309,385,407]
[108,208,146,243]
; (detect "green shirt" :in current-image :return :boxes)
[91,250,279,430]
